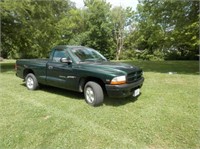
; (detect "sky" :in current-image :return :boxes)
[72,0,138,10]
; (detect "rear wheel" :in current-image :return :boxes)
[84,81,104,106]
[25,73,39,90]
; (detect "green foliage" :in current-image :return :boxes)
[121,49,164,61]
[1,0,74,58]
[82,0,115,59]
[124,0,199,60]
[110,6,134,60]
[0,0,198,60]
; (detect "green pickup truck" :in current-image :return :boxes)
[16,45,144,106]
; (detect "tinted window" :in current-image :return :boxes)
[71,48,106,62]
[52,50,68,62]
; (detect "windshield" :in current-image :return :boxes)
[71,48,107,62]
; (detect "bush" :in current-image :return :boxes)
[164,50,199,60]
[121,49,164,61]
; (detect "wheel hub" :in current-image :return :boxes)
[27,77,34,89]
[86,87,94,103]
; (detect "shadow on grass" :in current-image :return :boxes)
[20,83,138,106]
[21,84,83,100]
[104,95,139,106]
[0,63,15,73]
[123,61,199,75]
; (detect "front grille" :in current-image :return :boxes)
[127,70,142,83]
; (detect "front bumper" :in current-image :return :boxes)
[105,77,144,98]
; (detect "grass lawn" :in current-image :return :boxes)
[0,60,199,148]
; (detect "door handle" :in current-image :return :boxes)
[48,66,53,69]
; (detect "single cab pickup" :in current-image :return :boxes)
[16,45,144,106]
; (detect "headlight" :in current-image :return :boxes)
[110,76,126,85]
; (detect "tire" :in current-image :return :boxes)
[25,73,39,90]
[84,81,104,106]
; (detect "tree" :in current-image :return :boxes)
[130,0,199,60]
[1,0,74,58]
[110,6,134,60]
[1,0,198,60]
[82,0,115,58]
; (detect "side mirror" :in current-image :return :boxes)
[60,57,72,64]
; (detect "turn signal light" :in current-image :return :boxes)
[110,76,126,85]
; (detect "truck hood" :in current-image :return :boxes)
[79,61,141,76]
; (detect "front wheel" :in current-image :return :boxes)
[84,81,104,106]
[25,73,39,90]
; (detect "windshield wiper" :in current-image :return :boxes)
[80,58,107,63]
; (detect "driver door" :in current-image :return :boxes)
[46,49,76,90]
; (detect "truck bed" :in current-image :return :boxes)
[16,59,48,82]
[17,59,48,64]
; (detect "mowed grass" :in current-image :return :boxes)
[0,60,199,148]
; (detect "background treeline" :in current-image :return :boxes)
[1,0,199,60]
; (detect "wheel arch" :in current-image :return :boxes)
[79,76,106,93]
[23,69,35,79]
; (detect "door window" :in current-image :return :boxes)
[52,50,68,62]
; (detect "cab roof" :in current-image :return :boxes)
[53,45,84,50]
